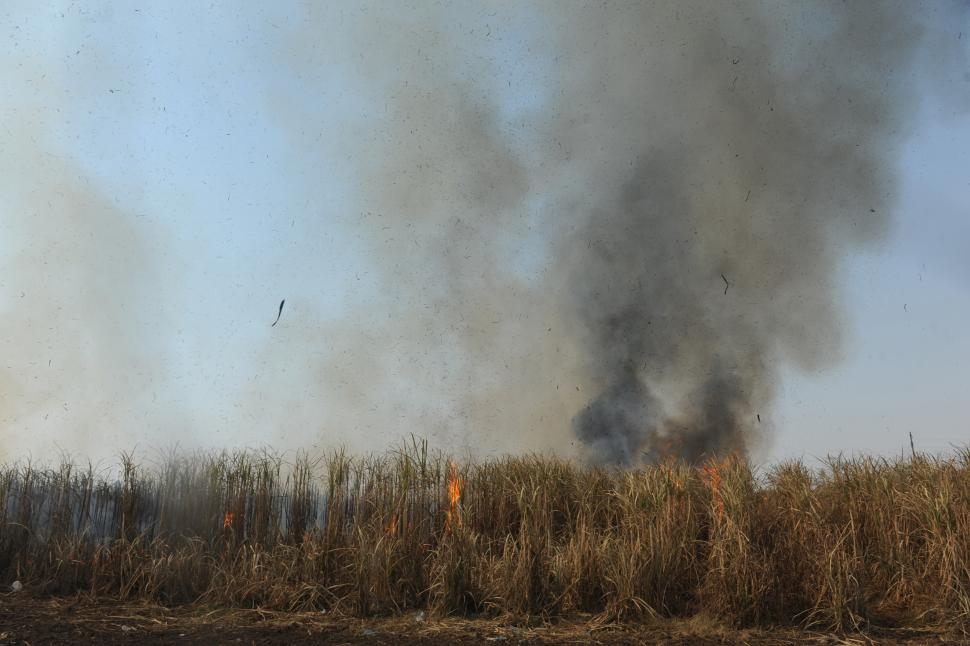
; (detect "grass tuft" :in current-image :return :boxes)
[2,443,968,631]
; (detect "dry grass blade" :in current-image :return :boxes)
[1,443,968,632]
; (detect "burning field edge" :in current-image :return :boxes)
[2,441,970,638]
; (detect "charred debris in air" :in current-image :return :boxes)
[272,299,285,327]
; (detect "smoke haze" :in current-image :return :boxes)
[551,3,925,464]
[1,2,966,464]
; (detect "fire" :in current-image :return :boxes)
[661,463,683,491]
[701,462,725,520]
[387,514,399,536]
[445,461,463,530]
[223,511,234,530]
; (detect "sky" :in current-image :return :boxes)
[1,2,968,466]
[772,105,970,463]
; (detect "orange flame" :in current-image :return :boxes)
[701,462,724,520]
[387,514,399,536]
[223,511,235,530]
[445,462,463,530]
[661,463,683,491]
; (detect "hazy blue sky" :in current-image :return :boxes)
[2,2,967,465]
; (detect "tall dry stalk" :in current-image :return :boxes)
[1,444,969,630]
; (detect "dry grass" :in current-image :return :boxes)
[2,439,969,632]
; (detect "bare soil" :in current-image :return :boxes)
[0,594,958,645]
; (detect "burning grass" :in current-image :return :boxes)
[2,440,969,633]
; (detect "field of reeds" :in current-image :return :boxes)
[2,439,969,633]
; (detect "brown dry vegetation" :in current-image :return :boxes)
[0,596,957,645]
[1,440,969,636]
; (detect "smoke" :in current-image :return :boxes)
[2,2,964,463]
[0,114,171,461]
[194,1,963,462]
[0,12,182,462]
[548,1,953,464]
[232,3,592,457]
[271,1,952,464]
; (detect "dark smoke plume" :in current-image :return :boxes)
[7,2,960,462]
[555,2,940,464]
[255,1,964,465]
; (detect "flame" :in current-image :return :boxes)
[661,463,683,491]
[445,461,463,530]
[223,511,234,530]
[387,514,398,536]
[701,462,724,520]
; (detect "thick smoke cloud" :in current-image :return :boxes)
[548,2,934,464]
[272,1,950,464]
[3,2,964,463]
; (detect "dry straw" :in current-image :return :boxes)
[2,440,968,631]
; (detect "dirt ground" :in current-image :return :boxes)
[0,594,960,645]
